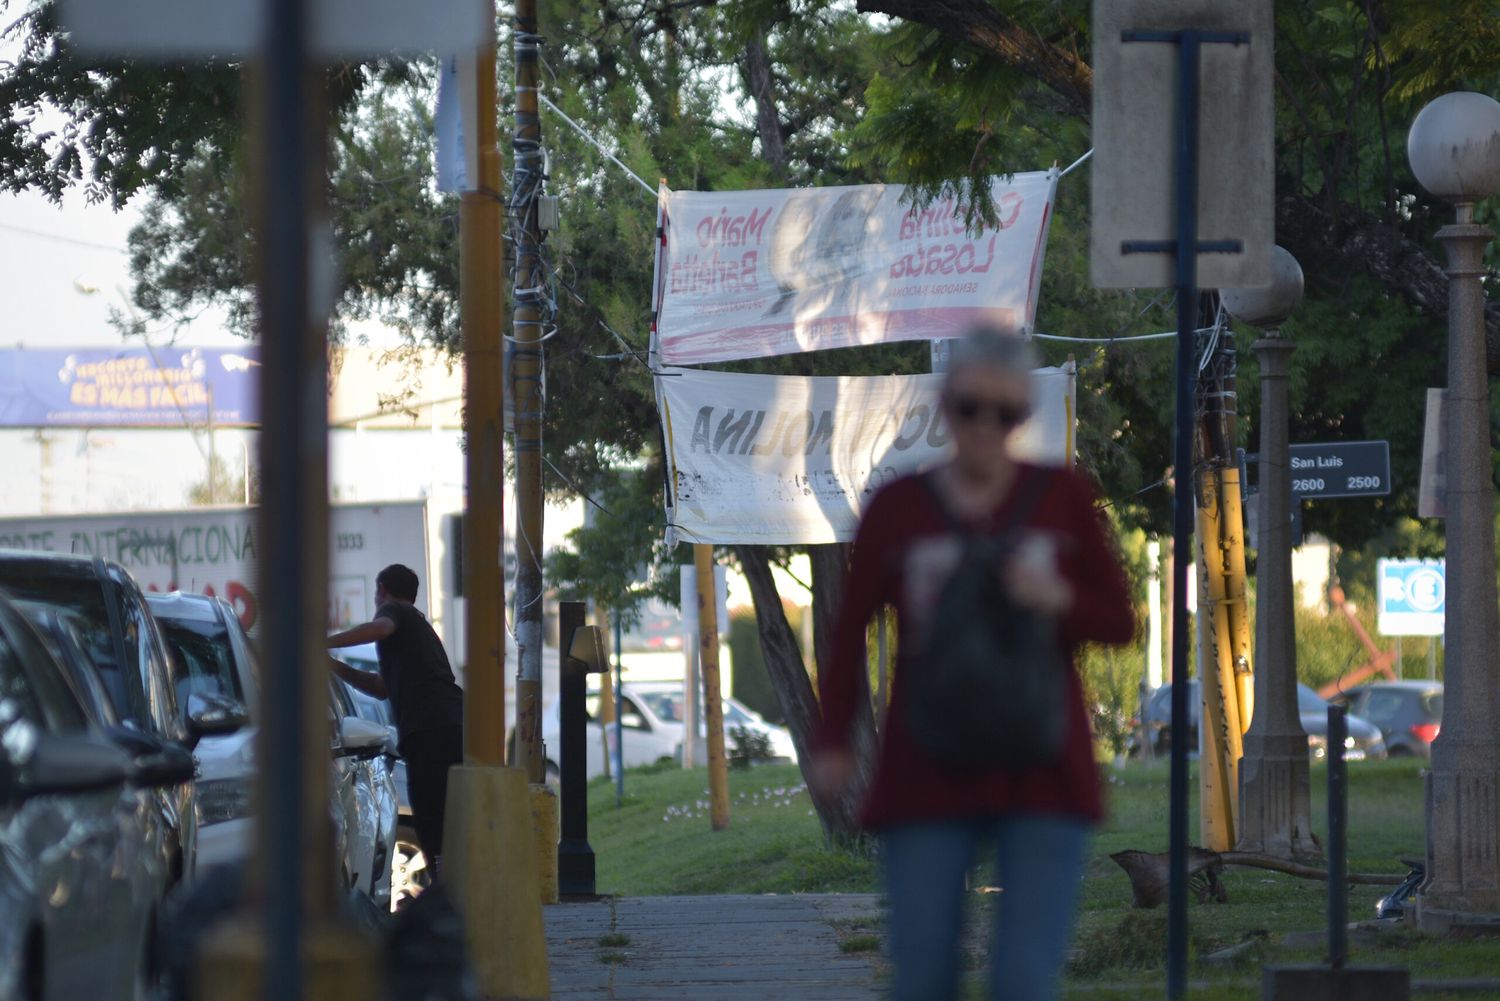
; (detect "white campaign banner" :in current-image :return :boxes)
[658,364,1075,545]
[654,172,1058,365]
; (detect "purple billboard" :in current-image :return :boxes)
[0,346,260,428]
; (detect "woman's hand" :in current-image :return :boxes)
[1003,534,1074,617]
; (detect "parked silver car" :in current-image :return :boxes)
[0,588,195,1001]
[329,643,425,910]
[148,593,397,907]
[327,675,400,908]
[144,592,259,871]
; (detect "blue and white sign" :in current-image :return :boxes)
[1378,558,1446,636]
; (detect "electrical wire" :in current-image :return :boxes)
[1035,330,1181,344]
[538,94,657,198]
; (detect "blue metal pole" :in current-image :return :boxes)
[1166,31,1203,1001]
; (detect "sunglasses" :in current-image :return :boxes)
[946,395,1030,429]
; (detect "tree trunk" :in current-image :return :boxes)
[734,544,870,844]
[809,543,879,845]
[743,34,790,180]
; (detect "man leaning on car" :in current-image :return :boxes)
[327,563,463,878]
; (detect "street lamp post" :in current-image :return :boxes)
[1407,91,1500,927]
[1224,246,1318,857]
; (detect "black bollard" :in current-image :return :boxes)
[1261,703,1410,999]
[557,600,596,897]
[1328,703,1348,969]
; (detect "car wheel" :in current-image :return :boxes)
[390,825,431,913]
[1388,744,1414,757]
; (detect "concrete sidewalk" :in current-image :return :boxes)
[544,893,884,1000]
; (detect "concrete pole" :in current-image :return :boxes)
[1237,331,1318,856]
[1418,208,1500,925]
[694,544,731,830]
[680,565,700,768]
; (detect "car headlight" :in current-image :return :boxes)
[196,777,254,825]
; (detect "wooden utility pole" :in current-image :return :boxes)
[441,11,551,997]
[511,0,547,783]
[694,544,731,830]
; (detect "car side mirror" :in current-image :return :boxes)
[186,692,250,746]
[130,740,197,788]
[4,721,132,800]
[620,712,647,731]
[334,716,389,758]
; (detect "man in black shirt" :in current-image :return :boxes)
[328,563,464,876]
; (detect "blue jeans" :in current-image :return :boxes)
[880,815,1091,1001]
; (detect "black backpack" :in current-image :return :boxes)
[902,469,1067,771]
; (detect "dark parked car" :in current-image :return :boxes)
[1135,680,1387,760]
[0,551,241,885]
[1331,680,1443,759]
[0,587,196,1001]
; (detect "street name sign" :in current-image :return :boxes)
[1378,558,1445,636]
[1288,440,1390,499]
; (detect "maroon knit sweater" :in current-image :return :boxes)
[813,464,1136,829]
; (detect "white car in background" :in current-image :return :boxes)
[539,681,798,783]
[625,682,799,765]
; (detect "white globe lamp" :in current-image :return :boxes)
[1221,246,1304,332]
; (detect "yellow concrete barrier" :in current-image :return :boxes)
[196,916,376,1001]
[443,764,550,1000]
[530,782,560,904]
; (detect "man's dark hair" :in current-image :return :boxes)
[377,564,420,602]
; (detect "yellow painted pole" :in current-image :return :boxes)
[1195,468,1242,852]
[440,14,550,998]
[694,544,731,830]
[1217,393,1255,734]
[461,53,506,770]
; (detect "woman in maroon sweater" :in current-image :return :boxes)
[811,328,1134,1001]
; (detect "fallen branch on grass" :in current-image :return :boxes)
[1109,848,1404,909]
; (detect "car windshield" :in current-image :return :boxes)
[154,614,245,705]
[1422,691,1444,719]
[0,574,138,720]
[638,690,683,723]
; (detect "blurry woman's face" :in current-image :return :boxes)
[941,366,1032,471]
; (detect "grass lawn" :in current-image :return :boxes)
[584,758,1499,998]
